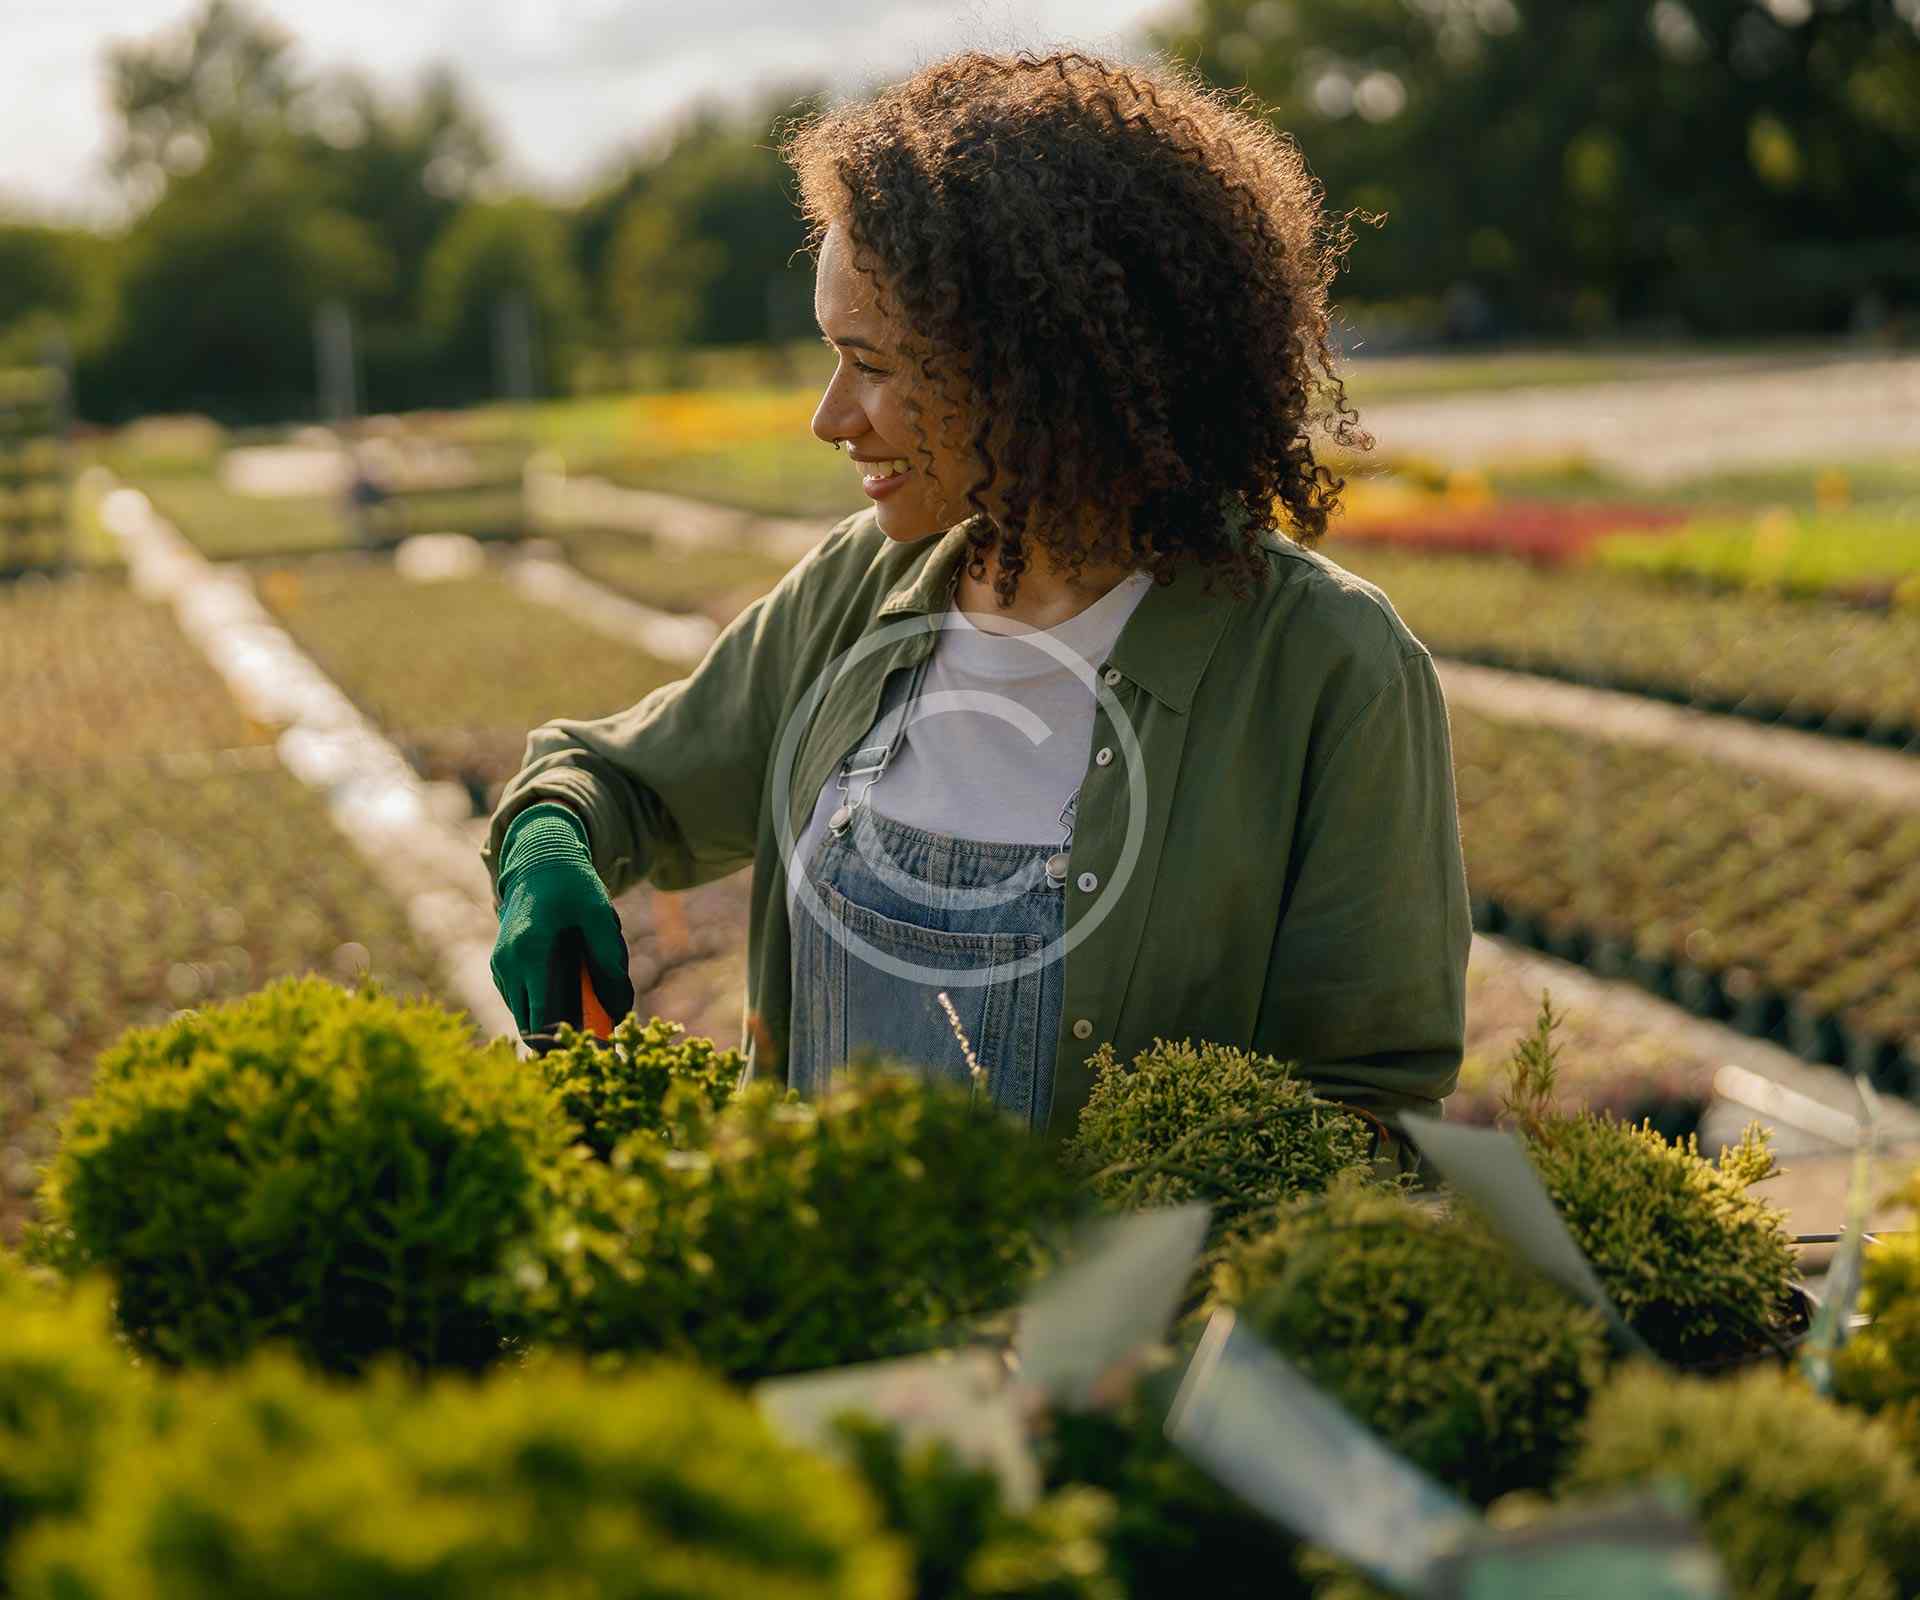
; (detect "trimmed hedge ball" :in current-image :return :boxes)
[1207,1172,1610,1505]
[24,973,576,1379]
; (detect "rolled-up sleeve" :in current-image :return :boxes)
[478,517,856,915]
[1256,648,1472,1121]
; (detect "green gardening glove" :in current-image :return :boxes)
[491,802,638,1037]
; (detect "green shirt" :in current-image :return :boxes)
[481,507,1472,1136]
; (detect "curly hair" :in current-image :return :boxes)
[777,46,1375,610]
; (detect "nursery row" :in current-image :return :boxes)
[538,523,801,626]
[1324,541,1920,751]
[248,555,687,813]
[1452,703,1920,1088]
[121,473,530,564]
[4,976,1918,1600]
[1593,504,1920,609]
[0,761,457,1243]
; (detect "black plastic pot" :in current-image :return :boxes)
[1674,962,1730,1022]
[1587,934,1634,980]
[1676,1280,1817,1377]
[1544,923,1592,965]
[1628,951,1676,1001]
[1786,1002,1846,1067]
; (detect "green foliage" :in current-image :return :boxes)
[1059,1037,1379,1249]
[23,972,573,1379]
[830,1413,1123,1600]
[1146,0,1920,334]
[536,1011,740,1161]
[1208,1173,1611,1505]
[0,1263,151,1583]
[489,1064,1093,1381]
[1833,1167,1920,1449]
[419,196,587,395]
[1519,1114,1798,1367]
[1563,1363,1920,1600]
[1038,1383,1317,1600]
[6,1344,910,1600]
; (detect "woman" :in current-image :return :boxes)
[484,47,1471,1148]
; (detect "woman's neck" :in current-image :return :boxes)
[953,541,1139,633]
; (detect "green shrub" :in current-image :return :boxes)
[1497,995,1801,1366]
[1059,1038,1379,1250]
[1833,1167,1920,1449]
[537,1011,741,1161]
[1039,1381,1316,1600]
[1519,1115,1798,1366]
[7,1344,910,1600]
[23,973,575,1379]
[830,1413,1122,1600]
[1207,1172,1610,1505]
[0,1262,151,1583]
[1562,1363,1920,1600]
[489,1063,1093,1381]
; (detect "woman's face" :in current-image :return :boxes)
[809,220,977,546]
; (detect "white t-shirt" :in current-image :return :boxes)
[784,569,1155,908]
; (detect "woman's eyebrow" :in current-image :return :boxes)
[816,318,886,354]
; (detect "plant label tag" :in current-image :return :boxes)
[1163,1307,1478,1596]
[1801,1077,1883,1394]
[1423,1489,1728,1599]
[1012,1200,1211,1410]
[754,1346,1040,1510]
[1399,1114,1650,1358]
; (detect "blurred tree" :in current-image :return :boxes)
[604,197,725,358]
[419,198,587,399]
[575,81,832,369]
[290,62,501,327]
[105,0,305,216]
[86,136,390,424]
[1145,0,1920,337]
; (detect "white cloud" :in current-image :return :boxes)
[0,0,1170,228]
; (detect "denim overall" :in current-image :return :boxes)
[788,643,1078,1133]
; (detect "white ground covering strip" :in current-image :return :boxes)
[524,455,823,563]
[509,549,717,666]
[1438,659,1920,813]
[1358,352,1920,486]
[96,479,521,1048]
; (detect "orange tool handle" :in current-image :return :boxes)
[580,963,615,1039]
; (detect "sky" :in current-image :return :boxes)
[1,0,1190,230]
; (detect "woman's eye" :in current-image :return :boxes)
[851,359,885,377]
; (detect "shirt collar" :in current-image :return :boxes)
[875,518,1258,714]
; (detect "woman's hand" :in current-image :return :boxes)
[491,853,637,1037]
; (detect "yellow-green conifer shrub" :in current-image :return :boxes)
[830,1414,1122,1600]
[23,973,577,1380]
[0,1256,153,1586]
[1496,994,1801,1366]
[1059,1038,1379,1250]
[1833,1167,1920,1449]
[489,1064,1093,1381]
[1206,1172,1611,1505]
[537,1012,740,1161]
[7,1344,910,1600]
[1563,1364,1920,1600]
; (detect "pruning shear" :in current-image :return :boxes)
[518,925,619,1058]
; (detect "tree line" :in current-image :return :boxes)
[0,0,1912,425]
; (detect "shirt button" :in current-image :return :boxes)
[1077,871,1099,893]
[1102,667,1122,687]
[1072,1018,1093,1039]
[1094,746,1113,767]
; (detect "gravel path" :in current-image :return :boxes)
[1351,352,1920,485]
